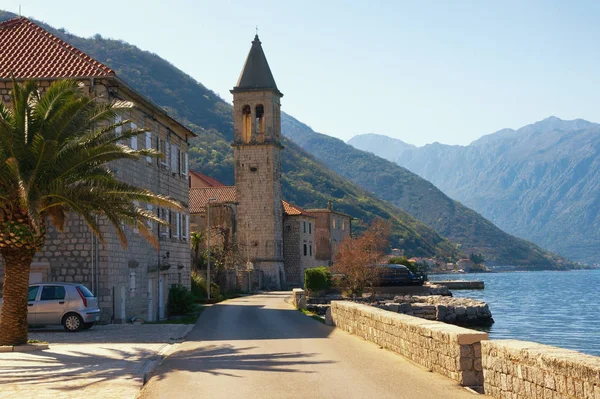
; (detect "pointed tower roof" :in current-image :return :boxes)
[232,35,282,96]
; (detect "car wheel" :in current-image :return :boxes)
[82,322,94,330]
[63,313,83,332]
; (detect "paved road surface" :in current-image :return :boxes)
[139,292,487,399]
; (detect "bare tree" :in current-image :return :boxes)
[332,219,391,297]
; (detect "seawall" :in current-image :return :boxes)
[326,300,600,398]
[327,301,487,387]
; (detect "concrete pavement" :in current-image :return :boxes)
[0,324,192,399]
[139,292,488,399]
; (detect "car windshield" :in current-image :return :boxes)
[77,285,94,298]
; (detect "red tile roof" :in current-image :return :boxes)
[282,200,314,217]
[190,187,237,214]
[0,17,115,79]
[189,170,225,187]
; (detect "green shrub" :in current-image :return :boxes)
[190,270,222,301]
[304,267,332,293]
[168,284,196,315]
[191,270,207,299]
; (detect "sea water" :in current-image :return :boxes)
[429,269,600,357]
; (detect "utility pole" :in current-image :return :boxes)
[206,198,217,299]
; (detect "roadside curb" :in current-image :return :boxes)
[141,323,195,386]
[0,343,49,353]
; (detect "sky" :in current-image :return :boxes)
[4,0,600,146]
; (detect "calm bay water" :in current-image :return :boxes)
[429,269,600,357]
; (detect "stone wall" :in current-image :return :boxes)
[234,143,284,288]
[283,215,316,287]
[327,300,488,387]
[482,340,600,399]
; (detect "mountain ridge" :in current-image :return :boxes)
[349,116,600,264]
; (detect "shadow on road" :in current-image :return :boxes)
[0,345,155,391]
[148,344,336,380]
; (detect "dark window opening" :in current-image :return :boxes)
[255,104,264,133]
[303,244,307,256]
[242,105,251,143]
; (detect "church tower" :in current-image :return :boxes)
[232,35,285,289]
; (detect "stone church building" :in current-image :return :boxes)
[190,35,352,289]
[0,17,193,322]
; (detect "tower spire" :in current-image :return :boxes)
[232,34,282,96]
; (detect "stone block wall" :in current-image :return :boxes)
[482,340,600,399]
[328,301,488,387]
[283,215,316,287]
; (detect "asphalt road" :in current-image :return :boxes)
[138,292,487,399]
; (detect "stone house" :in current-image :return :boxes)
[188,35,352,289]
[306,205,353,266]
[0,17,194,322]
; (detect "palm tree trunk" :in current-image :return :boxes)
[0,249,35,346]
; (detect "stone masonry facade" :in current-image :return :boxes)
[0,78,192,323]
[283,215,316,287]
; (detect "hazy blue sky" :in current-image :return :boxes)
[5,1,600,145]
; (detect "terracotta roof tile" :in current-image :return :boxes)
[283,200,314,217]
[0,17,115,79]
[190,187,237,214]
[189,170,225,187]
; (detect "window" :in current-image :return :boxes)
[146,204,153,229]
[255,104,264,133]
[145,132,152,163]
[332,218,336,229]
[303,221,306,233]
[115,115,122,144]
[303,244,307,256]
[174,212,180,239]
[309,222,312,234]
[133,201,139,234]
[242,105,251,143]
[159,208,170,237]
[167,209,172,238]
[40,286,65,301]
[171,144,179,174]
[130,122,138,150]
[183,152,189,176]
[28,286,39,301]
[309,245,313,256]
[337,219,341,230]
[183,214,189,241]
[342,220,345,231]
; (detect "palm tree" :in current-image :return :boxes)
[0,79,181,346]
[190,231,204,270]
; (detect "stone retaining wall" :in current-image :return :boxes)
[327,301,488,387]
[482,340,600,399]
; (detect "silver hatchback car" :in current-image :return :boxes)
[0,283,101,332]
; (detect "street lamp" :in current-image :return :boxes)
[206,198,217,299]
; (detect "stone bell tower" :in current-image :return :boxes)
[231,35,285,289]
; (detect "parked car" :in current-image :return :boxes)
[377,264,424,286]
[0,283,100,332]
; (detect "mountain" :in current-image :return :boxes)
[349,117,600,264]
[0,11,456,259]
[0,12,571,267]
[283,115,569,268]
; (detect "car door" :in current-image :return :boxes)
[27,285,41,325]
[36,285,68,325]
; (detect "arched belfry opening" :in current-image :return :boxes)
[255,104,264,134]
[242,105,251,143]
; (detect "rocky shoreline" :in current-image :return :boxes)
[306,286,493,327]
